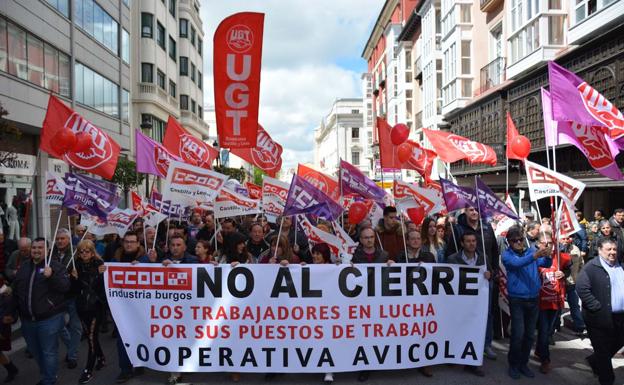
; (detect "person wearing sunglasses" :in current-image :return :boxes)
[502,226,552,380]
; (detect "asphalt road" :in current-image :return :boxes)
[7,322,624,385]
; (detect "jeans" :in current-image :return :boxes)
[60,299,82,361]
[566,284,586,332]
[508,297,539,369]
[22,313,65,385]
[116,331,133,375]
[536,309,558,362]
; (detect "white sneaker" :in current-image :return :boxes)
[484,346,498,360]
[324,372,334,382]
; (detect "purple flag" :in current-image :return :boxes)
[135,129,181,178]
[440,178,477,212]
[63,173,119,220]
[283,175,343,220]
[542,88,622,180]
[339,160,387,205]
[548,61,624,143]
[475,177,519,220]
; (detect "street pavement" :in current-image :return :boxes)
[8,323,624,385]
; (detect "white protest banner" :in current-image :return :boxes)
[46,171,66,206]
[105,263,488,373]
[298,215,349,262]
[525,160,585,204]
[262,176,289,222]
[214,188,262,219]
[557,198,582,238]
[81,208,139,236]
[163,160,228,207]
[394,181,445,215]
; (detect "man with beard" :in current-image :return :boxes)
[374,206,403,261]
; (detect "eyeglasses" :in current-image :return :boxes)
[509,238,524,244]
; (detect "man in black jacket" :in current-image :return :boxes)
[9,237,70,385]
[577,238,624,385]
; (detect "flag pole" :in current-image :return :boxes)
[273,216,285,260]
[400,213,408,263]
[47,206,63,266]
[67,215,75,268]
[474,176,488,266]
[152,198,165,251]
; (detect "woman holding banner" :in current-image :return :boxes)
[71,240,107,384]
[421,217,446,263]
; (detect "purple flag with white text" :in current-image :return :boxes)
[475,177,519,221]
[63,173,119,220]
[440,178,477,212]
[339,160,387,205]
[283,175,343,220]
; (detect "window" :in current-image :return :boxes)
[169,80,176,98]
[27,35,44,87]
[44,43,59,93]
[548,15,565,45]
[157,69,165,90]
[459,4,471,23]
[169,36,176,61]
[367,132,373,145]
[191,62,196,82]
[351,151,360,165]
[157,22,165,49]
[351,109,359,114]
[351,127,359,139]
[197,71,202,89]
[121,29,130,63]
[74,62,119,117]
[121,89,129,122]
[180,56,188,76]
[45,0,69,18]
[191,26,196,46]
[198,38,202,55]
[169,0,176,17]
[7,23,27,80]
[59,52,70,97]
[191,99,196,113]
[198,107,203,119]
[461,41,470,75]
[180,95,189,110]
[461,79,472,97]
[75,0,119,53]
[141,13,153,38]
[180,19,188,37]
[549,0,562,9]
[141,62,153,83]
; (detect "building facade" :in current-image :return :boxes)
[314,98,369,177]
[0,0,132,239]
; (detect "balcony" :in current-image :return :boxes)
[414,57,422,81]
[480,0,504,12]
[479,57,505,94]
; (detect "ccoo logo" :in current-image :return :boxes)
[63,113,113,170]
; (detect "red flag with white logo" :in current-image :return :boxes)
[213,12,264,148]
[163,116,219,169]
[297,164,341,203]
[376,117,402,169]
[401,140,437,182]
[423,128,497,166]
[229,125,282,177]
[41,95,120,179]
[214,188,262,218]
[245,182,262,199]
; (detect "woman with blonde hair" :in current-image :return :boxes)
[71,240,107,384]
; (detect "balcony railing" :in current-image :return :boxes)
[480,0,504,12]
[479,57,505,94]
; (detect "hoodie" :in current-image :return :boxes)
[502,246,552,299]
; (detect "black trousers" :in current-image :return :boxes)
[587,313,624,385]
[78,308,105,373]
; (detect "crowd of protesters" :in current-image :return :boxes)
[0,205,622,385]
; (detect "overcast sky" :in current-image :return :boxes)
[201,0,381,172]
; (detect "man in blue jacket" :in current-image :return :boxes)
[502,225,552,379]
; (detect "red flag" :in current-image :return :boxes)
[131,191,145,214]
[41,95,120,179]
[506,112,524,160]
[401,140,437,182]
[163,116,219,169]
[423,128,497,166]
[296,164,341,203]
[376,117,402,168]
[229,125,282,177]
[245,182,262,199]
[213,12,264,148]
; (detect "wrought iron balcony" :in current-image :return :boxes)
[480,57,505,94]
[480,0,504,12]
